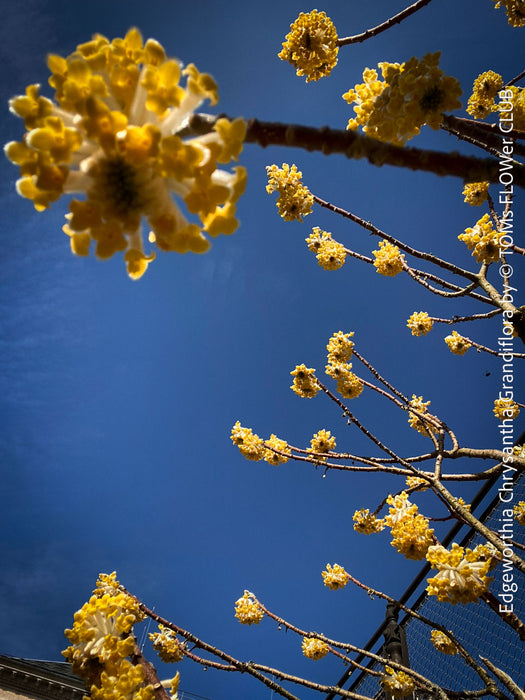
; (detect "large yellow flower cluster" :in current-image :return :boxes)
[326,331,354,364]
[63,573,151,700]
[290,364,320,398]
[322,563,350,590]
[302,636,330,660]
[372,241,405,277]
[466,71,503,118]
[426,543,494,604]
[234,591,264,625]
[278,10,339,82]
[384,492,434,560]
[230,422,291,464]
[458,213,509,264]
[444,330,471,355]
[266,163,313,221]
[353,508,385,535]
[407,311,434,337]
[6,29,246,279]
[149,625,185,663]
[308,429,336,462]
[343,52,462,145]
[382,667,416,698]
[305,227,347,270]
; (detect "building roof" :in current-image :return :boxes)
[0,654,87,700]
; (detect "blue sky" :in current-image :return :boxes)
[0,1,524,698]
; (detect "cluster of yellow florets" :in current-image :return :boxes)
[445,330,471,355]
[343,52,462,145]
[264,434,291,465]
[322,563,350,590]
[426,543,494,604]
[407,311,434,337]
[514,501,525,525]
[5,29,246,279]
[290,364,320,398]
[326,331,355,364]
[353,508,385,535]
[382,667,416,698]
[493,0,525,27]
[302,636,330,660]
[231,421,265,461]
[458,213,509,264]
[278,10,339,82]
[372,241,405,277]
[430,630,459,655]
[385,492,434,560]
[305,227,347,270]
[308,429,336,462]
[149,625,185,663]
[408,395,437,437]
[462,181,490,206]
[266,163,314,221]
[493,398,520,420]
[325,362,364,399]
[234,591,264,625]
[406,476,429,491]
[230,422,291,464]
[63,574,151,698]
[466,71,503,118]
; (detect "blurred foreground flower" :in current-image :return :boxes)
[6,28,246,279]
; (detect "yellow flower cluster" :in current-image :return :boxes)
[458,213,509,264]
[306,227,347,270]
[278,10,339,82]
[230,423,291,464]
[326,331,355,364]
[266,163,313,221]
[462,181,489,206]
[5,29,246,279]
[290,364,320,398]
[234,591,264,625]
[90,659,154,700]
[426,543,494,604]
[149,625,185,663]
[382,667,416,698]
[231,421,265,461]
[430,630,458,655]
[353,509,385,535]
[406,476,429,491]
[445,330,471,355]
[264,434,291,465]
[493,398,520,420]
[63,574,151,699]
[325,363,363,399]
[514,501,525,525]
[322,563,350,590]
[407,311,434,337]
[466,71,503,118]
[372,241,405,277]
[343,52,462,145]
[408,395,437,437]
[385,492,434,560]
[302,636,330,660]
[493,0,525,27]
[308,429,336,462]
